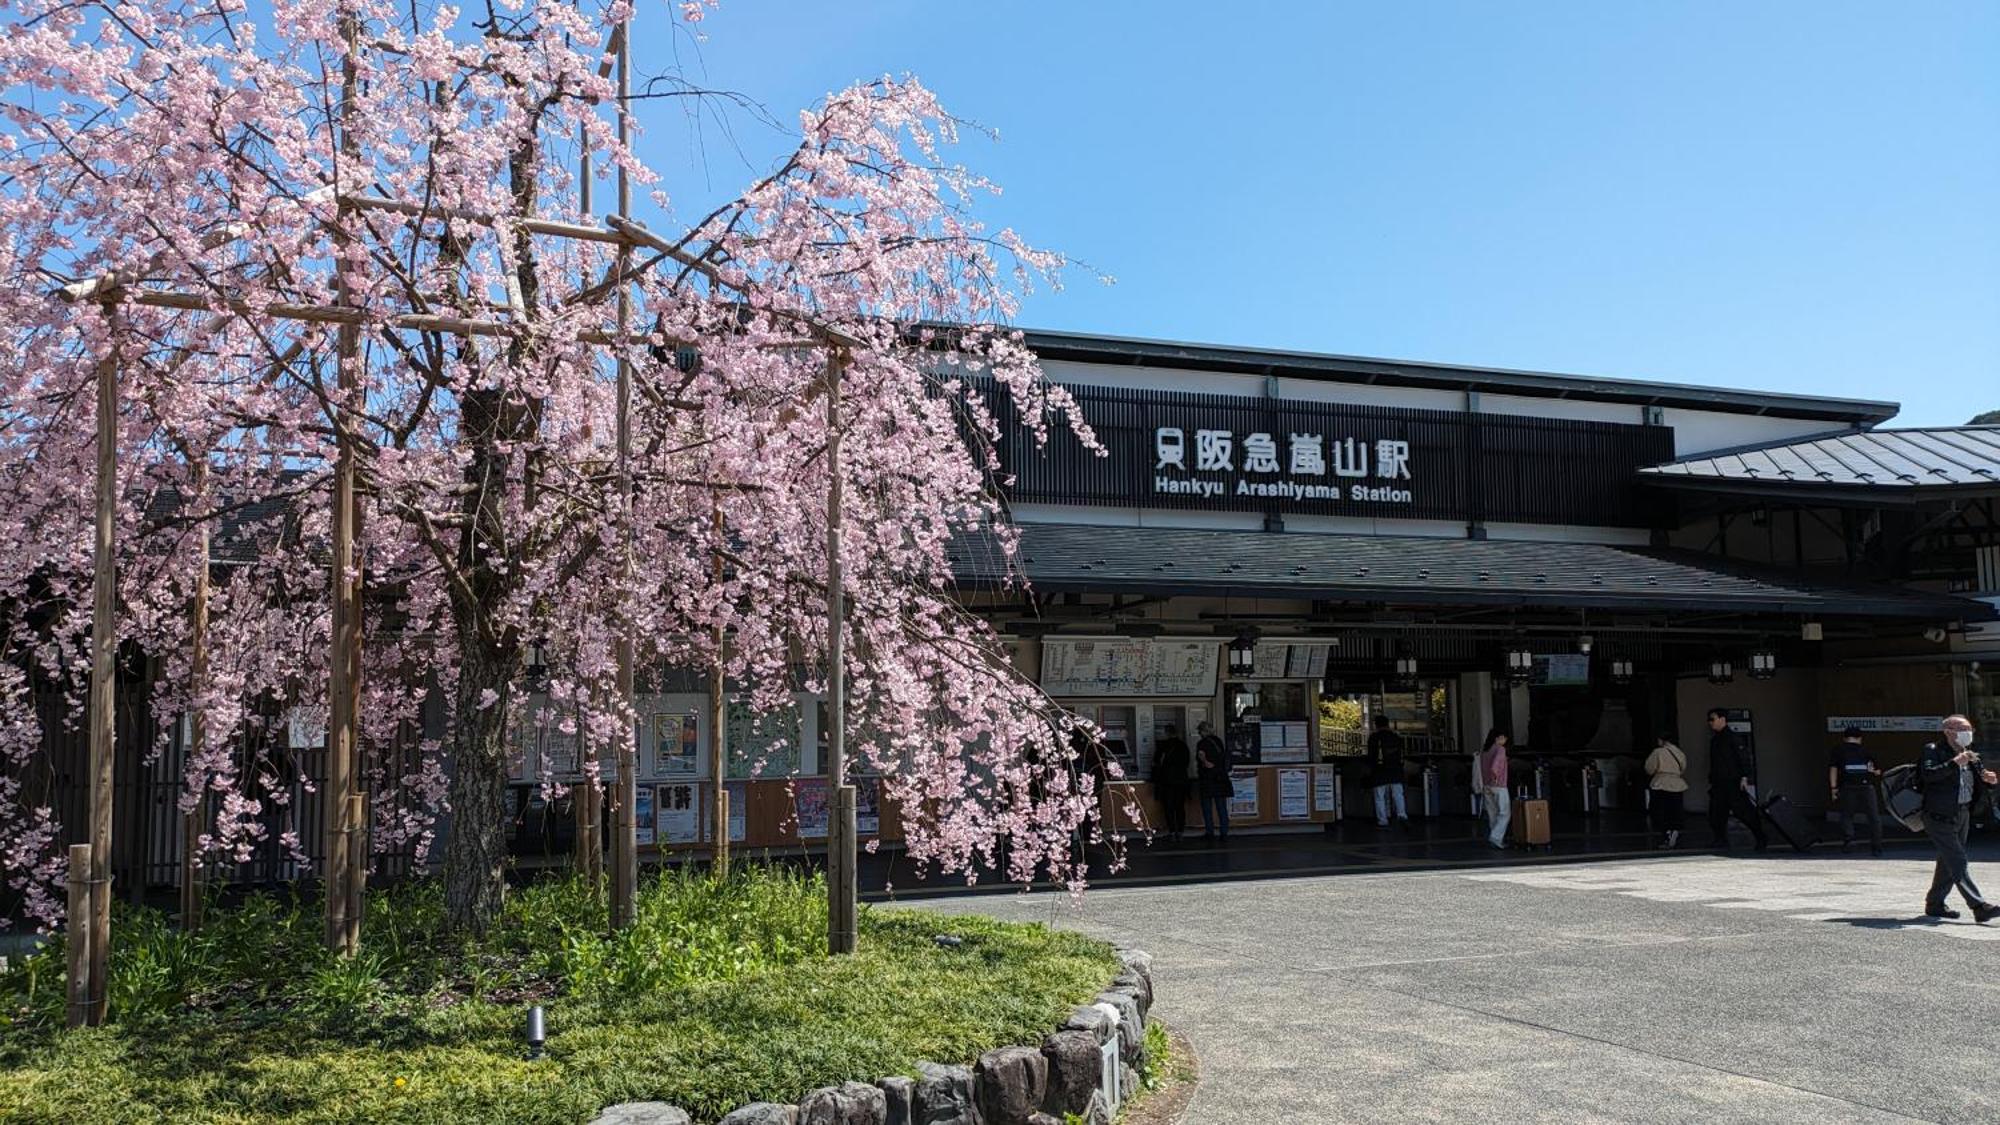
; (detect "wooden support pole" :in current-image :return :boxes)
[180,462,210,932]
[572,109,605,891]
[86,303,119,1024]
[65,844,92,1029]
[324,15,365,956]
[607,3,639,931]
[825,352,856,955]
[710,506,729,880]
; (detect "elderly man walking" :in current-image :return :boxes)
[1917,714,1999,923]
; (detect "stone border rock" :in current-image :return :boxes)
[592,947,1158,1125]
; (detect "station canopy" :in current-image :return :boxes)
[1639,426,2000,502]
[950,522,1993,622]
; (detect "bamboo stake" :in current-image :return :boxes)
[85,300,119,1023]
[607,2,639,932]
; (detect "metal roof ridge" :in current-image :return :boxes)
[1016,327,1902,422]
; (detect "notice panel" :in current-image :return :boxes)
[1041,638,1219,697]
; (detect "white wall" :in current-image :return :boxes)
[1657,410,1852,459]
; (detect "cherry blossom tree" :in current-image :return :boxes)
[0,0,1115,933]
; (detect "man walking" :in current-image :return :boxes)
[1827,725,1883,856]
[1151,723,1192,843]
[1706,707,1768,851]
[1917,714,1998,922]
[1368,714,1410,828]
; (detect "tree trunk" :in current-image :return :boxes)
[443,632,513,932]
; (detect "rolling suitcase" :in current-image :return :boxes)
[1510,798,1552,848]
[1761,793,1816,852]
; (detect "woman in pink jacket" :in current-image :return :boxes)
[1478,729,1512,848]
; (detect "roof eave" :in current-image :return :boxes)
[1019,329,1902,425]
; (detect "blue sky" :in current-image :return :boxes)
[641,2,2000,426]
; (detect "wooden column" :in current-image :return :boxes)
[65,844,93,1028]
[324,16,365,955]
[709,506,729,879]
[573,123,605,890]
[180,461,210,931]
[607,6,639,930]
[84,302,119,1023]
[824,352,856,955]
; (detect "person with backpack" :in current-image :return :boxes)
[1476,729,1512,848]
[1826,726,1883,856]
[1645,733,1689,849]
[1916,714,1998,922]
[1194,720,1232,845]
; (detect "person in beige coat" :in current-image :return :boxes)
[1645,734,1690,848]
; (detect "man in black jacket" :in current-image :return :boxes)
[1151,724,1192,843]
[1916,714,1999,922]
[1706,707,1768,851]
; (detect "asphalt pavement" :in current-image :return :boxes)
[926,844,2000,1124]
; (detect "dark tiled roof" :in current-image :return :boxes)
[951,522,1991,622]
[1641,427,2000,495]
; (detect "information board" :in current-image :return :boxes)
[1228,769,1260,817]
[1237,642,1333,682]
[1041,638,1219,697]
[1278,769,1311,819]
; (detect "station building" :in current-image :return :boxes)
[29,330,2000,911]
[951,330,2000,831]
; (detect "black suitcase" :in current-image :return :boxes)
[1762,793,1816,852]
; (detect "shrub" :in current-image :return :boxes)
[0,865,1120,1124]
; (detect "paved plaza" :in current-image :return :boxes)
[932,845,2000,1124]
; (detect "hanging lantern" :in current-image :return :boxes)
[1749,649,1779,680]
[1577,634,1594,655]
[1708,657,1735,685]
[1504,644,1535,685]
[1394,651,1419,686]
[1609,658,1636,686]
[1227,628,1260,678]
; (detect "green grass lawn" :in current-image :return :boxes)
[0,869,1118,1124]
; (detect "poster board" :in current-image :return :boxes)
[634,785,656,845]
[1040,638,1219,697]
[1278,768,1311,820]
[724,780,747,843]
[1260,720,1311,764]
[794,778,831,839]
[1228,769,1260,818]
[655,782,701,844]
[1312,766,1340,817]
[650,711,699,778]
[855,777,882,836]
[1239,642,1332,682]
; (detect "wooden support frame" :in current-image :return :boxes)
[53,0,879,974]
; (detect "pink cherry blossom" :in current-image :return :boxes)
[0,0,1117,932]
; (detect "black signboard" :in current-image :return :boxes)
[984,381,1676,529]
